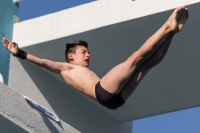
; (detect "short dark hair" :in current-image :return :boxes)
[65,40,88,62]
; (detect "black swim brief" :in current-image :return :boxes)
[95,81,125,109]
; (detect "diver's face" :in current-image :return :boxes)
[70,46,90,67]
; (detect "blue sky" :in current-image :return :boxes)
[18,0,96,21]
[17,1,200,133]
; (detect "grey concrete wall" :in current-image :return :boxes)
[8,56,133,133]
[0,82,81,133]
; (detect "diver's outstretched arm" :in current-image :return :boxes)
[2,37,66,74]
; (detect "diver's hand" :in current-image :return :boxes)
[2,38,19,55]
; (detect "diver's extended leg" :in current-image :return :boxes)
[120,9,189,100]
[100,6,187,94]
[120,33,174,100]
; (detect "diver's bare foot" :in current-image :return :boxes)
[176,8,189,32]
[165,6,185,32]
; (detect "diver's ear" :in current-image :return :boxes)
[68,53,74,61]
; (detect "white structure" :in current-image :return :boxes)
[0,73,4,83]
[6,0,200,132]
[13,0,23,4]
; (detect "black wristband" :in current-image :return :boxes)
[12,49,27,60]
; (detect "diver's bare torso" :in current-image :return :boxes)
[60,63,100,101]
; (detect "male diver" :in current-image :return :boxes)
[2,6,189,110]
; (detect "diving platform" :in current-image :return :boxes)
[0,82,80,133]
